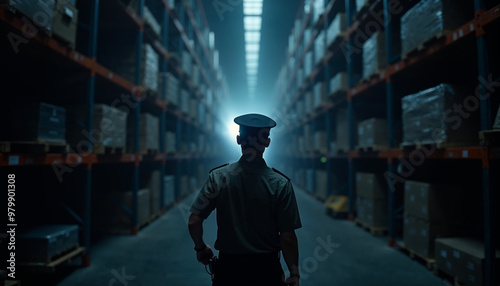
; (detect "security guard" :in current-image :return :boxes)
[188,113,302,286]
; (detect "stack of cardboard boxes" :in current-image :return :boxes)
[356,172,387,228]
[403,181,463,258]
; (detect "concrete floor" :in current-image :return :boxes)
[47,188,446,286]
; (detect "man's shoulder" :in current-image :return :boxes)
[271,168,290,182]
[208,163,230,174]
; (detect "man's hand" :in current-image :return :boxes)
[285,276,299,286]
[196,244,214,265]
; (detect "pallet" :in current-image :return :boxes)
[0,141,68,153]
[19,245,86,273]
[93,145,124,155]
[355,145,389,152]
[402,30,450,60]
[396,243,436,271]
[354,219,387,236]
[479,130,500,146]
[400,141,466,151]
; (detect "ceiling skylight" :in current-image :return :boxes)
[243,0,263,99]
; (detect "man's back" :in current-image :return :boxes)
[207,158,299,254]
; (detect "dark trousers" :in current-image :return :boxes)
[212,251,285,286]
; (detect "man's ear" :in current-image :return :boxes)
[237,135,241,145]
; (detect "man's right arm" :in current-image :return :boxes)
[280,231,300,285]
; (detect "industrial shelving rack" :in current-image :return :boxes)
[275,0,499,285]
[0,0,227,269]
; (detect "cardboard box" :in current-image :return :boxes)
[404,181,463,222]
[404,215,457,258]
[362,31,386,79]
[67,104,127,150]
[18,225,79,262]
[8,102,66,142]
[329,72,348,95]
[356,172,386,199]
[316,170,328,200]
[327,13,346,46]
[435,238,500,286]
[313,82,327,109]
[53,0,78,46]
[356,196,387,228]
[304,51,313,77]
[5,0,55,33]
[357,118,388,147]
[135,113,159,153]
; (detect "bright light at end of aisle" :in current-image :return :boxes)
[243,0,263,99]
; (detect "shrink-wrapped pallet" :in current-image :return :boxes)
[362,31,386,79]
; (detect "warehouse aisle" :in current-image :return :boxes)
[55,188,446,286]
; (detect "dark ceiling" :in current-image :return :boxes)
[203,0,302,108]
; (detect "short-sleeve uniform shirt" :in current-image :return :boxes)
[190,156,302,254]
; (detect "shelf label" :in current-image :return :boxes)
[462,150,468,158]
[109,73,113,79]
[8,156,19,166]
[470,24,474,32]
[453,33,458,41]
[459,29,464,37]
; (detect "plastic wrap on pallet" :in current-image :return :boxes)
[192,65,200,86]
[401,84,477,144]
[296,99,305,117]
[362,31,386,79]
[189,99,197,120]
[313,82,327,109]
[329,72,348,95]
[143,6,161,36]
[401,0,471,56]
[304,92,313,115]
[288,57,296,76]
[314,31,326,65]
[143,44,159,92]
[305,169,315,192]
[95,104,127,148]
[327,13,346,46]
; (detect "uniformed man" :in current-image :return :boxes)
[188,113,302,286]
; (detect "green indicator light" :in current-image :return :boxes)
[321,157,327,163]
